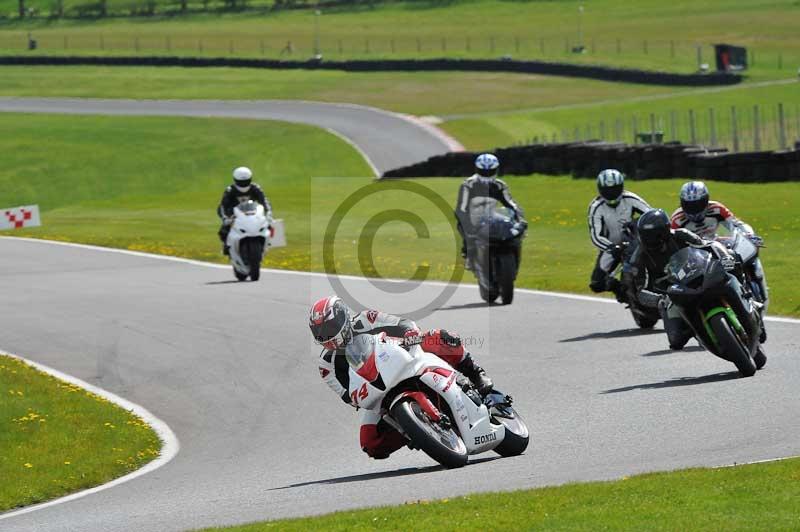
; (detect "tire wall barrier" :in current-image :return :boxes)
[381,142,800,183]
[0,55,742,86]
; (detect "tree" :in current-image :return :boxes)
[18,0,25,18]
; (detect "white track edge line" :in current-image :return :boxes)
[0,350,180,521]
[715,454,800,469]
[322,127,380,178]
[3,235,798,325]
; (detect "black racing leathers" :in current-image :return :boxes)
[217,184,271,219]
[624,228,734,349]
[455,175,523,256]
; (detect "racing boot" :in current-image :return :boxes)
[223,244,230,256]
[608,278,627,304]
[457,353,493,395]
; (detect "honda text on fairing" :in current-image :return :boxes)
[470,208,527,305]
[226,200,273,281]
[665,246,766,377]
[344,333,529,468]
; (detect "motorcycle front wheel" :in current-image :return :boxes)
[489,401,530,457]
[495,253,515,305]
[391,399,468,469]
[240,238,265,281]
[709,313,756,377]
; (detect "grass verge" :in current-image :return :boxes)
[0,354,162,512]
[441,80,800,152]
[201,457,800,531]
[0,66,692,116]
[2,112,798,316]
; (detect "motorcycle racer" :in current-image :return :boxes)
[671,181,768,310]
[455,153,525,270]
[587,169,651,301]
[217,166,272,255]
[623,209,758,351]
[309,296,493,459]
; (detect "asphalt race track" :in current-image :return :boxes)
[1,237,799,531]
[0,97,461,176]
[1,97,798,530]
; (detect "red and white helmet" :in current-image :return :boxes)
[309,296,353,350]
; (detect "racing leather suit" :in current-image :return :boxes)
[624,228,740,350]
[317,310,485,459]
[455,175,524,259]
[670,201,768,310]
[587,191,650,297]
[216,184,272,244]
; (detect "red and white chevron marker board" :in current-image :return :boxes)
[1,205,41,231]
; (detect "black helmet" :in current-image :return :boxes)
[637,209,671,251]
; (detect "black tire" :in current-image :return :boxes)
[479,284,498,304]
[391,399,468,469]
[241,239,264,281]
[496,253,515,305]
[491,407,530,457]
[632,308,658,329]
[754,346,767,370]
[233,269,248,282]
[709,313,756,377]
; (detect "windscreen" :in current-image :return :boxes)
[344,335,374,370]
[667,247,711,283]
[238,200,258,214]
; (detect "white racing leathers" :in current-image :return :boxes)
[671,201,768,310]
[587,191,650,293]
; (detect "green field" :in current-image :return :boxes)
[0,66,690,116]
[0,354,162,511]
[2,0,799,79]
[2,113,798,316]
[1,64,798,153]
[203,457,800,531]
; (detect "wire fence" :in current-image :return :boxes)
[2,31,798,72]
[515,103,800,154]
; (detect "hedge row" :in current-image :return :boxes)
[0,55,742,86]
[381,142,800,182]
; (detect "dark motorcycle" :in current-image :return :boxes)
[665,247,766,377]
[618,222,661,329]
[716,228,767,308]
[469,209,527,305]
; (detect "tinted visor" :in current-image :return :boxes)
[311,318,345,344]
[640,228,669,250]
[681,197,708,218]
[600,184,623,202]
[234,179,252,188]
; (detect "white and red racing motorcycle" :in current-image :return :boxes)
[345,334,529,468]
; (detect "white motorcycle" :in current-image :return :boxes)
[345,334,529,468]
[225,200,272,282]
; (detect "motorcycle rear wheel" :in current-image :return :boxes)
[631,308,658,329]
[479,284,498,304]
[709,313,756,377]
[391,400,468,469]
